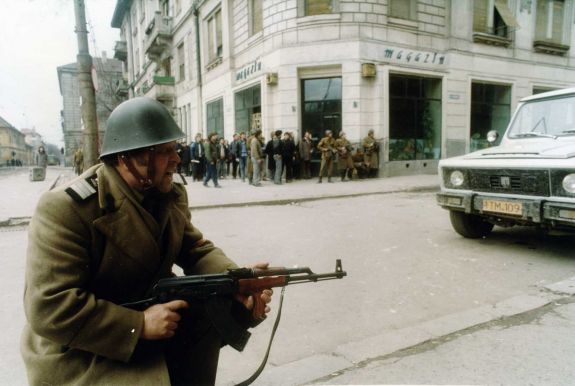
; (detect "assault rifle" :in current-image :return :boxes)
[123,260,346,385]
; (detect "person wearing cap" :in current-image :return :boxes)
[21,97,273,385]
[317,129,337,183]
[335,132,356,182]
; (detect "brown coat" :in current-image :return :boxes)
[21,163,237,386]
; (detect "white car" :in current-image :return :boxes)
[437,88,575,238]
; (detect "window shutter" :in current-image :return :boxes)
[473,0,488,33]
[306,0,332,16]
[551,0,565,43]
[494,0,519,28]
[390,0,410,19]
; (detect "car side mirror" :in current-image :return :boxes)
[486,130,499,146]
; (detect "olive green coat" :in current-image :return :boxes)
[362,135,379,168]
[21,164,237,386]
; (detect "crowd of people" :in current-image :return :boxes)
[175,129,380,187]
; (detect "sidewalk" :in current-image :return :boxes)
[0,166,439,226]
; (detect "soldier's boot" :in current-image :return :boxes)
[341,171,346,182]
[318,176,322,183]
[328,176,333,183]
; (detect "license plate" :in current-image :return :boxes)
[482,199,523,215]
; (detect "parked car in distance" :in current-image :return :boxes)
[437,88,575,238]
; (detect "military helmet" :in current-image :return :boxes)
[100,97,185,158]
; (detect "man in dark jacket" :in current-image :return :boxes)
[190,133,206,181]
[21,97,272,386]
[282,132,296,183]
[204,133,221,187]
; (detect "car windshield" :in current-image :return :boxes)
[508,94,575,138]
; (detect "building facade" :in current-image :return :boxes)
[0,116,33,166]
[112,0,575,176]
[57,55,125,166]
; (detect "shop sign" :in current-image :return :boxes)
[381,46,446,67]
[236,59,262,83]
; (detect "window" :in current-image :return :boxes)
[175,0,181,15]
[207,98,224,139]
[161,0,171,17]
[207,8,223,63]
[473,0,518,45]
[301,77,342,165]
[250,0,263,36]
[177,42,185,82]
[235,85,261,134]
[389,0,417,20]
[305,0,333,16]
[389,75,442,161]
[470,82,511,151]
[534,0,570,54]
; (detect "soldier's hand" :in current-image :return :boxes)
[234,262,273,315]
[141,300,189,340]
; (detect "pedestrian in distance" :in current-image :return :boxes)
[317,130,337,183]
[190,133,206,182]
[229,133,240,179]
[282,132,296,183]
[203,132,221,187]
[238,132,248,182]
[250,129,264,187]
[299,131,314,179]
[73,147,84,175]
[21,97,273,386]
[35,146,48,169]
[271,130,284,185]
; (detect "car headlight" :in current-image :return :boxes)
[450,170,465,187]
[562,173,575,193]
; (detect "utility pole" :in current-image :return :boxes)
[73,0,99,169]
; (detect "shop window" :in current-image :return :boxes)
[250,0,263,36]
[235,84,261,134]
[389,0,417,20]
[207,7,223,65]
[177,42,185,82]
[470,82,511,151]
[389,75,442,161]
[534,0,570,55]
[207,98,224,139]
[301,77,342,164]
[473,0,518,46]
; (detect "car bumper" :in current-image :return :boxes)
[437,191,575,226]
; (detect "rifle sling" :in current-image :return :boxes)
[235,287,286,386]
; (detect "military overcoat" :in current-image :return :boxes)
[21,163,237,385]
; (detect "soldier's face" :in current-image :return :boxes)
[151,141,180,192]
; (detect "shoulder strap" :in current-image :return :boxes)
[65,177,98,203]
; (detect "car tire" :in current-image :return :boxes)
[449,210,494,238]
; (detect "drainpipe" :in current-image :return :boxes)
[192,1,204,136]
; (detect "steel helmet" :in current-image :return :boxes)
[100,97,184,158]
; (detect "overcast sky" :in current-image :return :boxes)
[0,0,119,146]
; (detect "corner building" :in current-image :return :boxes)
[112,0,575,177]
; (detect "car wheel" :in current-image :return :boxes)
[449,210,494,238]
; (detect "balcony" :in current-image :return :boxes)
[473,32,512,48]
[533,40,570,56]
[143,75,175,104]
[115,77,129,97]
[145,11,173,63]
[113,40,127,62]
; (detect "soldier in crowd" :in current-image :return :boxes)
[335,131,356,182]
[21,97,272,385]
[283,132,296,183]
[299,131,314,179]
[73,147,84,175]
[250,129,264,187]
[203,133,221,188]
[190,133,206,182]
[362,129,380,178]
[317,130,336,183]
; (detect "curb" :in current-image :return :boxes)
[0,184,439,228]
[246,280,575,386]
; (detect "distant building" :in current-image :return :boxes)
[57,53,126,166]
[0,116,32,166]
[112,0,575,177]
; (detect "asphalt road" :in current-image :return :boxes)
[2,192,575,385]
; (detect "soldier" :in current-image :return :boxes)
[362,129,380,178]
[317,130,336,183]
[73,147,84,175]
[299,131,313,179]
[250,129,264,187]
[203,132,221,187]
[335,132,356,182]
[21,97,273,385]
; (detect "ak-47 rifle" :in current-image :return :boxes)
[123,260,347,385]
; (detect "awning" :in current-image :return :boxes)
[495,0,520,29]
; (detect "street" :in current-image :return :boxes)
[2,190,575,385]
